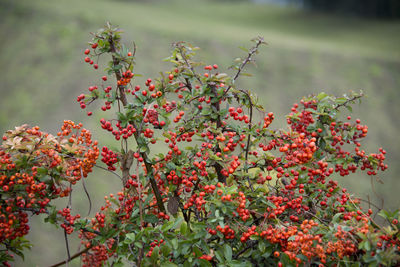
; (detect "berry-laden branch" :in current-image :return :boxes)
[1,23,399,267]
[105,24,165,213]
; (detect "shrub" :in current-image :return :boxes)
[1,23,399,266]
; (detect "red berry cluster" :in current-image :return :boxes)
[95,212,106,228]
[162,100,177,113]
[216,224,235,239]
[236,191,250,221]
[146,239,164,257]
[58,208,81,234]
[117,70,134,86]
[0,122,98,265]
[184,193,206,211]
[199,254,213,261]
[156,211,170,220]
[240,225,258,243]
[228,107,250,123]
[80,236,114,267]
[143,108,160,128]
[101,146,119,171]
[278,133,317,164]
[100,118,136,141]
[287,101,316,135]
[83,42,98,69]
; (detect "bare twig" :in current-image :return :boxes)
[175,42,203,86]
[94,165,123,181]
[80,167,92,216]
[224,37,266,97]
[63,230,71,267]
[48,247,91,267]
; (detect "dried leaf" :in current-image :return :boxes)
[167,196,179,215]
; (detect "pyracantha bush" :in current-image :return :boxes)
[1,23,399,267]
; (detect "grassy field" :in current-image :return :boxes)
[1,0,399,265]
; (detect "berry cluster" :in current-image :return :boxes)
[146,239,164,257]
[58,208,81,234]
[100,146,119,171]
[216,224,235,239]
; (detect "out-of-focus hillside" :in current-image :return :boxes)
[0,0,399,265]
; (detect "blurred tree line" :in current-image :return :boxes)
[302,0,400,19]
[221,0,400,19]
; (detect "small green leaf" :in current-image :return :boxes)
[161,262,178,267]
[224,244,232,262]
[180,222,188,235]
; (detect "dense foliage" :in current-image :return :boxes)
[1,23,399,266]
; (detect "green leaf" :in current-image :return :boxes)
[151,246,159,262]
[262,246,272,258]
[180,222,188,236]
[161,244,172,257]
[124,233,135,244]
[224,244,232,262]
[215,249,225,263]
[37,167,48,175]
[335,97,347,104]
[332,213,342,223]
[161,262,178,267]
[317,92,329,101]
[144,214,158,224]
[171,238,178,250]
[197,259,213,267]
[346,105,353,112]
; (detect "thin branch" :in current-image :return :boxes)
[48,247,91,267]
[224,37,266,97]
[63,229,71,266]
[233,240,258,260]
[176,43,203,86]
[243,90,255,192]
[107,29,165,213]
[94,164,123,181]
[80,167,92,216]
[333,93,363,111]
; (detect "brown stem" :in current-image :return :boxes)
[224,37,266,97]
[243,90,254,192]
[108,34,165,213]
[210,84,226,184]
[176,43,203,86]
[333,93,363,111]
[48,247,91,267]
[109,37,128,107]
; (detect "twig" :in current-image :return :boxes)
[48,247,91,267]
[175,42,203,86]
[94,165,123,181]
[333,93,363,111]
[80,167,92,216]
[63,229,71,267]
[243,90,255,192]
[224,37,266,97]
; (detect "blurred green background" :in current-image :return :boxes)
[1,0,399,265]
